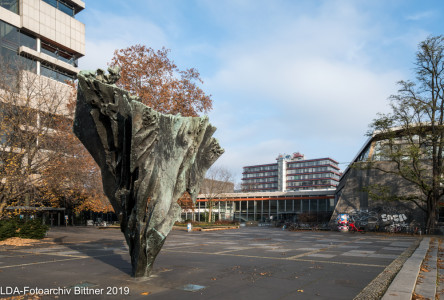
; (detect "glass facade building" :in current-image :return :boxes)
[184,190,336,224]
[0,0,85,83]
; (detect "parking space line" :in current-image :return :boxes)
[162,249,386,268]
[0,253,124,269]
[287,247,329,259]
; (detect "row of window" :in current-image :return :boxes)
[287,173,340,181]
[286,166,339,174]
[243,164,278,173]
[1,20,37,51]
[358,138,440,162]
[246,183,278,189]
[0,0,18,14]
[0,20,76,83]
[188,199,336,222]
[242,177,277,184]
[43,0,76,17]
[41,40,78,67]
[1,0,76,17]
[287,159,338,168]
[288,186,335,191]
[194,198,336,213]
[287,179,338,187]
[242,171,278,178]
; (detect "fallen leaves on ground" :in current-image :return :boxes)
[0,237,42,246]
[140,292,151,295]
[412,292,426,299]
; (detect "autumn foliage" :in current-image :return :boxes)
[109,45,212,117]
[0,64,112,216]
[0,65,73,215]
[0,44,214,218]
[40,84,113,213]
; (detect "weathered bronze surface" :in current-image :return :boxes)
[73,68,223,277]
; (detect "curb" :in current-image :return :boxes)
[172,226,239,231]
[414,238,438,299]
[353,238,421,300]
[381,237,431,300]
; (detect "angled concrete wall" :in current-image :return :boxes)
[331,162,427,230]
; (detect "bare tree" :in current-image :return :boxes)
[0,59,74,215]
[200,166,234,222]
[368,35,444,232]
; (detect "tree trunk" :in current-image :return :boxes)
[208,201,213,223]
[426,195,438,233]
[0,201,7,216]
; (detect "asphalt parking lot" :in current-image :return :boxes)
[0,227,419,300]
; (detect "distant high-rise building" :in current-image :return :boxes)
[241,152,340,192]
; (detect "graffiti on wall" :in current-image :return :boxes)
[344,208,413,232]
[348,209,379,225]
[381,213,407,223]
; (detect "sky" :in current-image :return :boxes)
[77,0,444,184]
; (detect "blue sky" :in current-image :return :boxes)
[77,0,444,184]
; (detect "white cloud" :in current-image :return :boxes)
[203,0,410,177]
[78,9,168,70]
[405,10,436,21]
[76,0,436,182]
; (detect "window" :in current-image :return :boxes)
[310,199,318,212]
[302,199,310,212]
[42,0,74,16]
[20,31,37,50]
[41,63,75,83]
[0,0,18,14]
[41,40,78,67]
[0,21,36,51]
[0,20,37,78]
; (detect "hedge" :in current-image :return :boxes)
[0,218,49,241]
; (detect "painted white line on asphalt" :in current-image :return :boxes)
[162,249,386,267]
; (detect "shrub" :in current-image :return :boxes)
[0,218,18,241]
[18,219,49,239]
[0,218,49,240]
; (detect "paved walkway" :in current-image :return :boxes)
[381,236,443,300]
[0,227,425,299]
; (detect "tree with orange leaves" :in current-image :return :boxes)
[109,45,212,117]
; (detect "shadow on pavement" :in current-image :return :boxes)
[52,234,133,276]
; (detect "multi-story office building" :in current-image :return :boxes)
[0,0,85,224]
[0,0,85,83]
[241,152,340,192]
[184,154,339,224]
